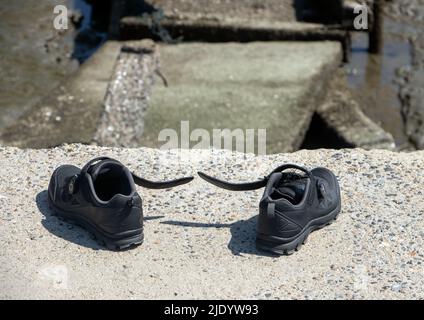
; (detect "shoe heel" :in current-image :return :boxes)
[256,233,308,256]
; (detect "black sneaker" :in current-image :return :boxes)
[198,164,341,255]
[48,157,193,250]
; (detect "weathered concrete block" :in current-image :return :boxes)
[317,70,396,150]
[0,144,423,299]
[400,33,424,149]
[139,41,342,154]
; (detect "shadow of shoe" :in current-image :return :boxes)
[36,190,103,250]
[161,216,277,257]
[36,190,162,250]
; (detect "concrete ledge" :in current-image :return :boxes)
[0,145,423,299]
[120,15,340,40]
[119,16,350,61]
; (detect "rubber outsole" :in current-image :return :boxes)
[48,195,144,251]
[256,204,341,256]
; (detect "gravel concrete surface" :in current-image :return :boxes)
[0,145,423,299]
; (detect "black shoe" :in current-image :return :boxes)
[198,164,341,255]
[48,157,193,250]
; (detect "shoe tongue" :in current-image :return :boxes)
[88,159,123,181]
[276,178,307,202]
[277,186,297,199]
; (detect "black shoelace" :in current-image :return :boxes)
[198,164,313,191]
[80,156,194,190]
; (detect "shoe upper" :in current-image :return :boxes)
[48,158,144,235]
[48,157,194,235]
[198,164,341,240]
[257,166,341,240]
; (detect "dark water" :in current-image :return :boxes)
[345,18,413,149]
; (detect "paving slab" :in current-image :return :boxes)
[140,41,342,154]
[0,145,423,299]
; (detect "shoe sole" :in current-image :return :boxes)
[256,203,341,256]
[48,195,144,250]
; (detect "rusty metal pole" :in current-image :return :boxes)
[369,0,384,54]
